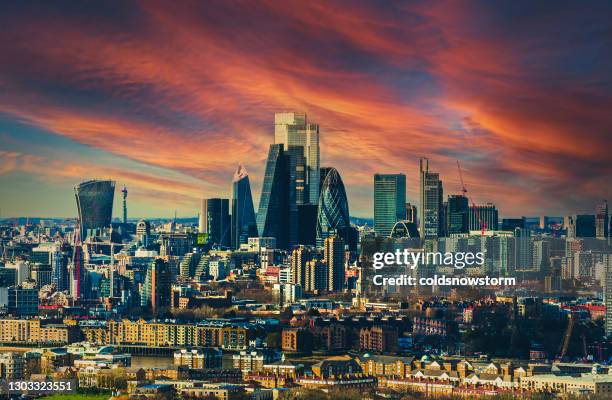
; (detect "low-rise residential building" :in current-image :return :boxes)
[178,382,246,399]
[0,352,25,379]
[0,319,80,344]
[311,355,362,378]
[282,328,313,353]
[520,372,612,395]
[82,319,254,350]
[357,354,415,377]
[174,348,222,369]
[232,349,279,373]
[359,325,398,353]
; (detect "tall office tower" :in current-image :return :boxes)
[374,174,406,237]
[564,215,576,238]
[405,203,418,224]
[275,113,320,246]
[446,195,469,235]
[286,146,307,246]
[297,204,318,246]
[324,236,345,292]
[200,198,231,247]
[52,243,71,291]
[136,219,151,246]
[8,285,39,316]
[469,203,499,231]
[291,246,312,288]
[198,200,206,234]
[419,158,444,239]
[121,186,128,224]
[142,259,171,313]
[231,164,258,249]
[74,180,115,239]
[606,263,612,337]
[70,244,83,299]
[515,228,532,269]
[596,200,609,239]
[305,260,328,292]
[317,168,350,246]
[274,112,320,205]
[574,214,596,238]
[257,144,290,249]
[31,264,52,288]
[532,240,551,272]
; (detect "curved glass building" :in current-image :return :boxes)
[75,180,115,239]
[316,168,350,246]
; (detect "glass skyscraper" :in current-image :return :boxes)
[200,198,231,247]
[74,179,115,239]
[446,194,469,234]
[317,167,350,246]
[286,146,306,246]
[419,158,444,239]
[257,144,290,249]
[231,164,258,249]
[274,112,320,205]
[469,203,499,231]
[596,200,609,239]
[374,174,406,237]
[141,259,171,313]
[52,243,71,291]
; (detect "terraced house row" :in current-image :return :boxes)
[81,319,255,350]
[0,319,80,344]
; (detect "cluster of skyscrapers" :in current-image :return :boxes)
[199,112,354,252]
[372,157,499,240]
[2,111,612,331]
[69,112,611,259]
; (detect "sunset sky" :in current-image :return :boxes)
[1,1,611,219]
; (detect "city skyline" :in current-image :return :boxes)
[1,2,612,218]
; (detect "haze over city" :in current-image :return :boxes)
[1,1,611,218]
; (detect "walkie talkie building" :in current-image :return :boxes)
[75,180,115,239]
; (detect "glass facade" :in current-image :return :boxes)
[316,168,350,246]
[287,146,306,247]
[374,174,406,237]
[419,158,443,239]
[74,180,115,239]
[231,164,258,249]
[274,112,320,205]
[446,194,469,234]
[469,203,499,231]
[257,144,290,249]
[202,198,231,247]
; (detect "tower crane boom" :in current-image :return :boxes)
[456,160,487,235]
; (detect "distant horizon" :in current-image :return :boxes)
[0,213,582,224]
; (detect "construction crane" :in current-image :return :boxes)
[456,160,487,235]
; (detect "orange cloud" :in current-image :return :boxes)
[0,1,610,217]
